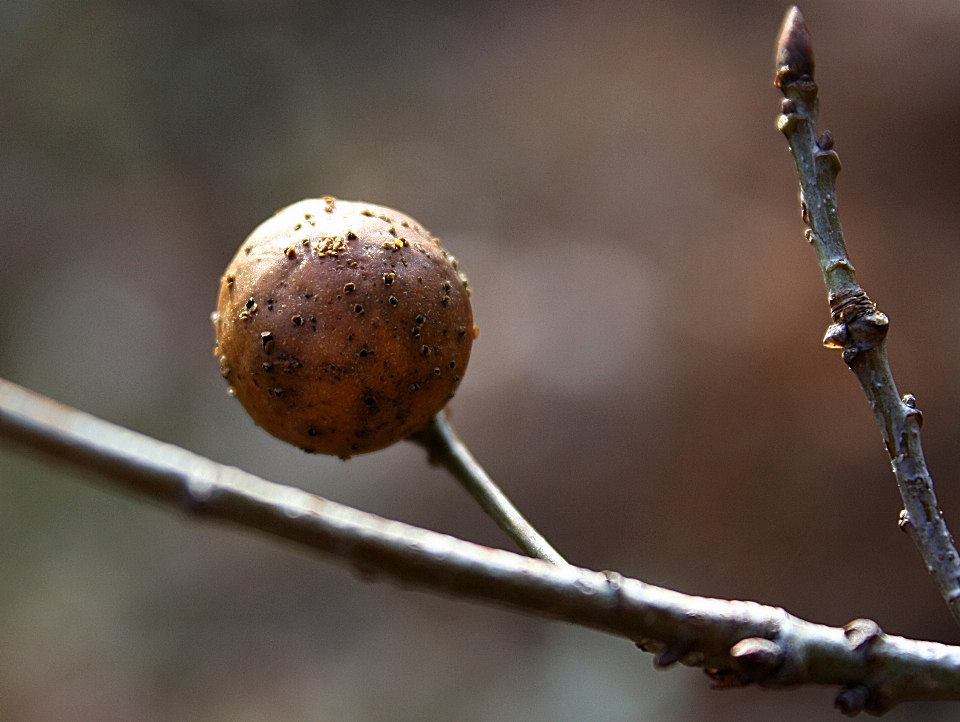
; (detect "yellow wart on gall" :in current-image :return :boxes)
[214,197,478,457]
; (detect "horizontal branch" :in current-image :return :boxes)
[1,377,959,715]
[775,6,960,627]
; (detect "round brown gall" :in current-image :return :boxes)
[214,197,476,457]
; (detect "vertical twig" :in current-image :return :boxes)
[410,411,568,565]
[775,6,960,625]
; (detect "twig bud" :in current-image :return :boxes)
[822,323,847,349]
[902,393,924,427]
[835,685,870,717]
[653,645,688,669]
[774,6,815,89]
[843,618,882,651]
[730,637,784,673]
[898,509,912,533]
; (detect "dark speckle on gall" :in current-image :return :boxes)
[260,331,275,352]
[214,197,475,456]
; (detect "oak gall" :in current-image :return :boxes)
[214,197,476,457]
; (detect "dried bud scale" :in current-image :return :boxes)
[214,197,477,457]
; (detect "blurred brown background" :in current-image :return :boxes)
[1,1,960,719]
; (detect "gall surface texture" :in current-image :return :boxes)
[214,197,476,457]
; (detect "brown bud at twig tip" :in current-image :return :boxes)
[774,6,815,88]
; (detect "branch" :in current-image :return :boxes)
[775,6,960,627]
[1,376,959,716]
[409,411,568,565]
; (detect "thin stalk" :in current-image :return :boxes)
[410,411,567,565]
[775,6,960,626]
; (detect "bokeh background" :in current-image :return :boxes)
[1,1,960,719]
